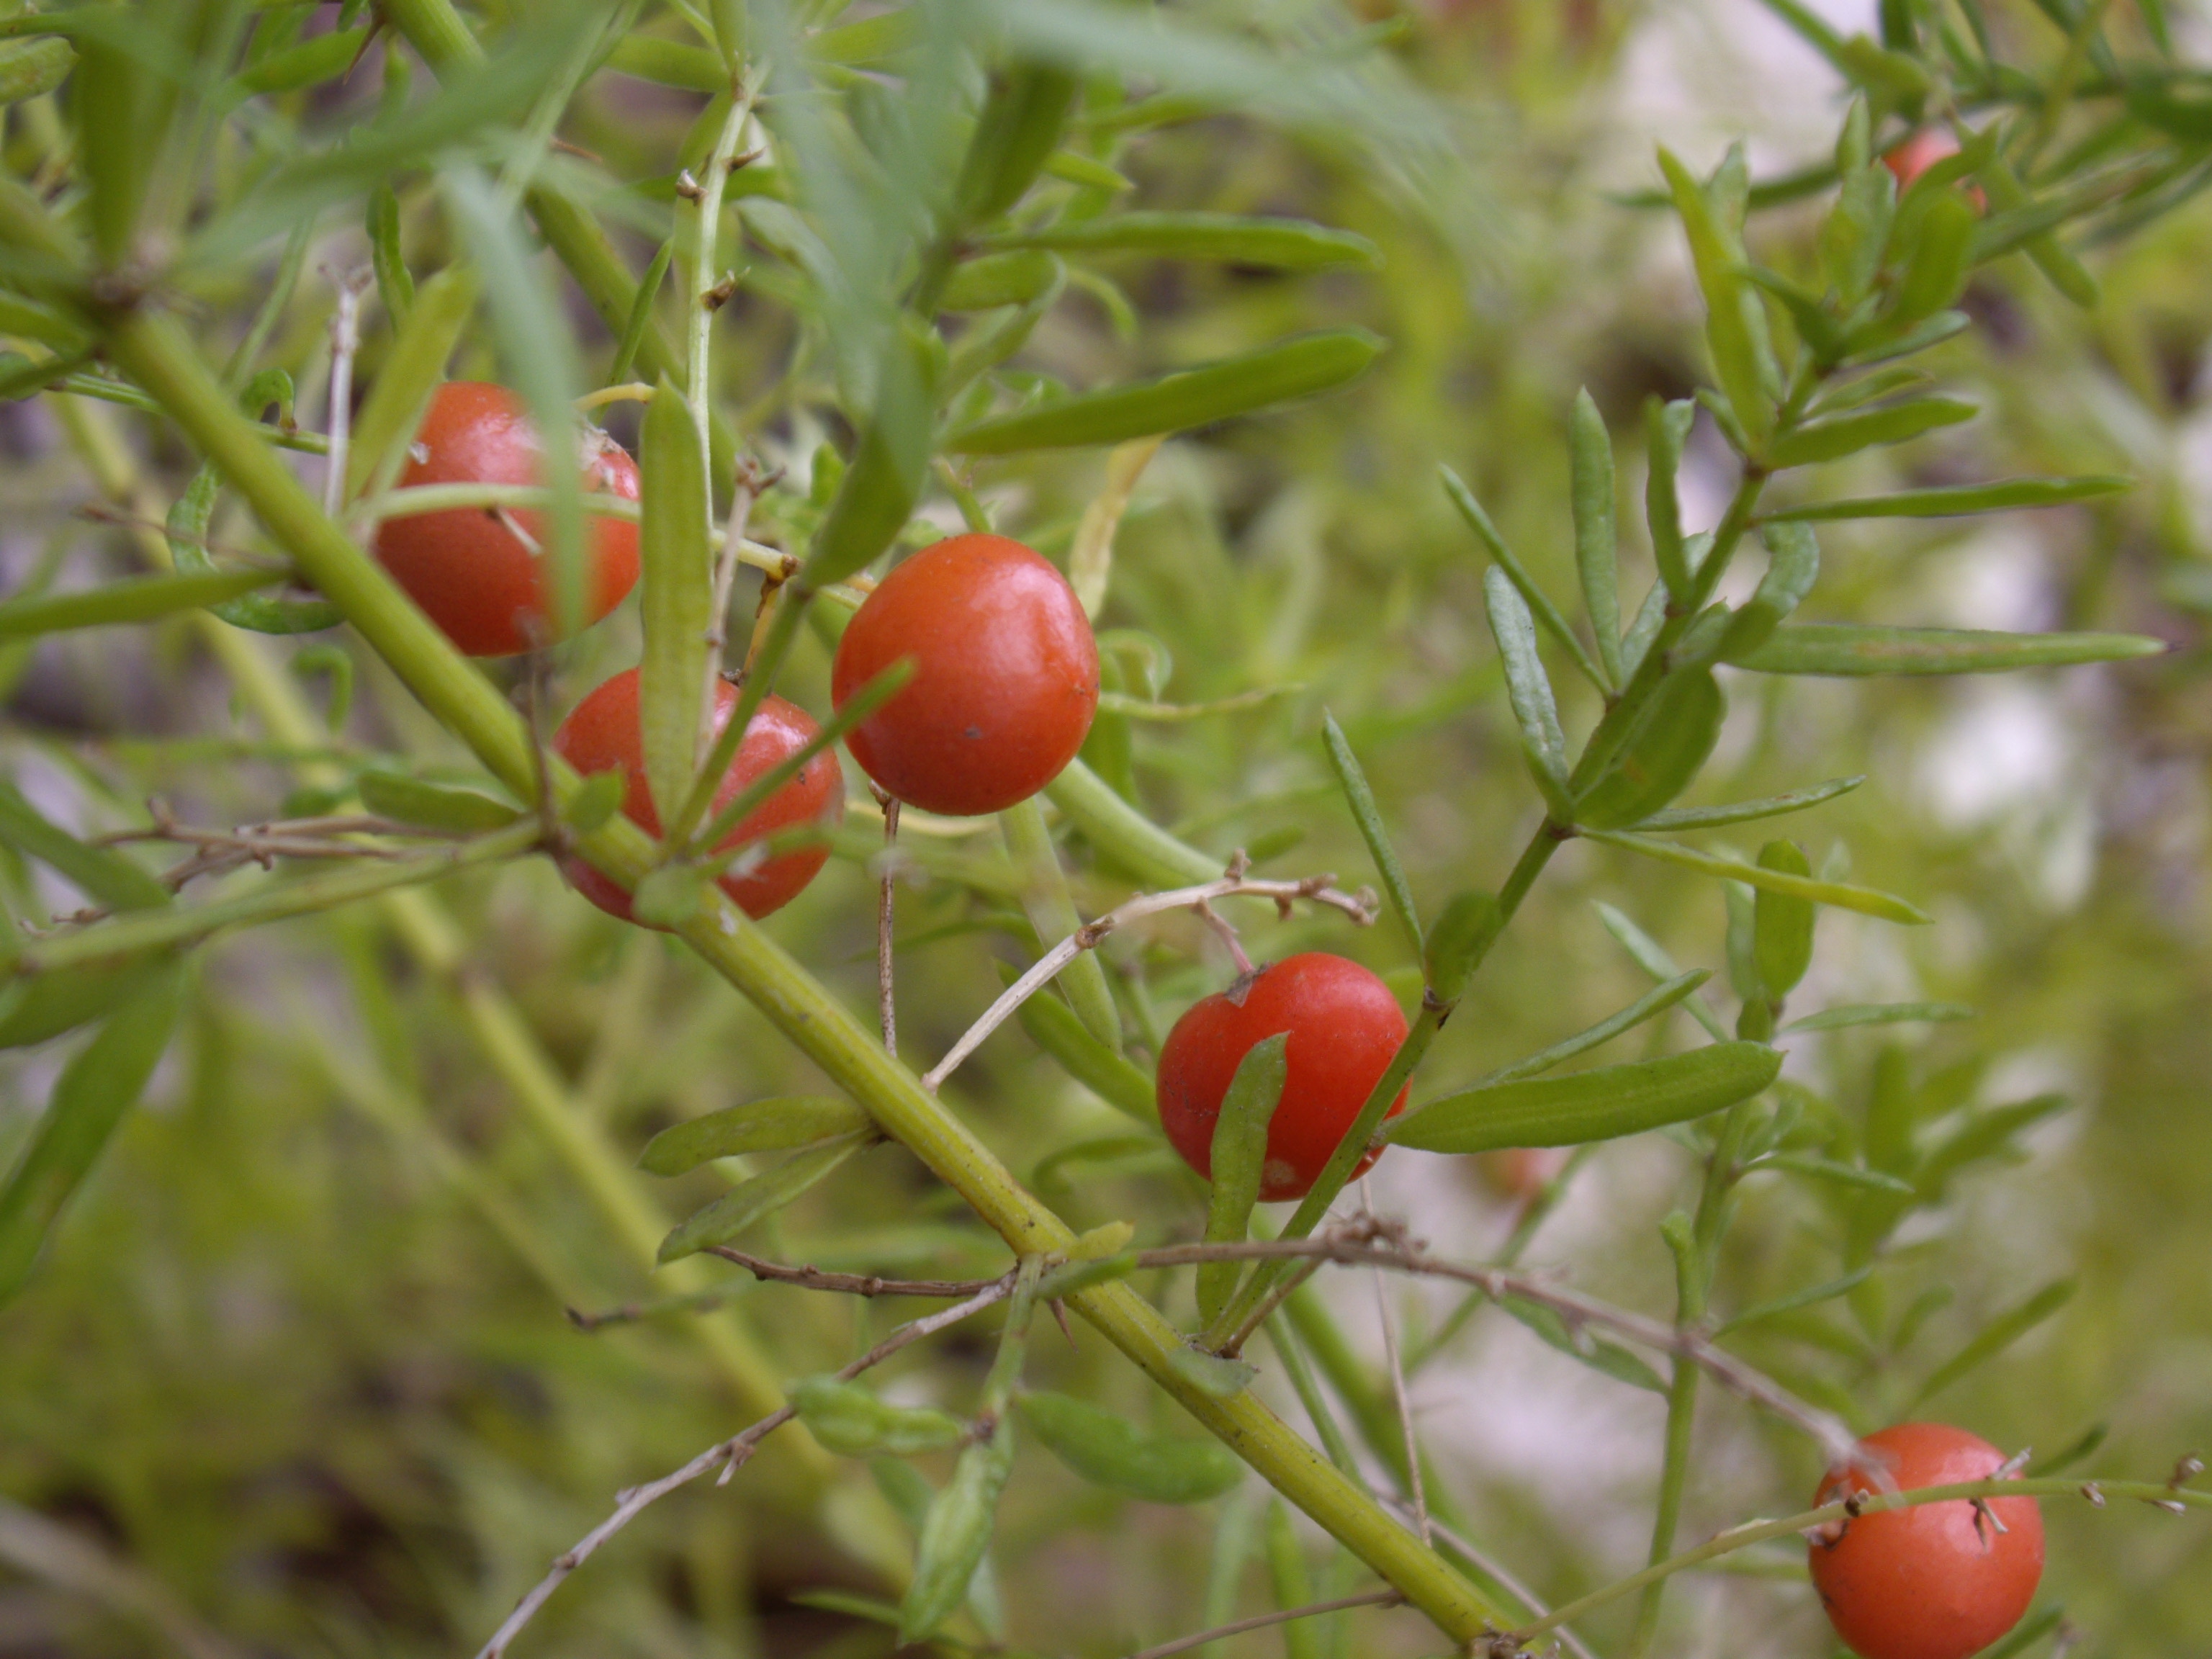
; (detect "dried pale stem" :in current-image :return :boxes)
[475,1272,1020,1659]
[701,459,778,765]
[320,270,371,521]
[1364,1188,1429,1547]
[1124,1589,1405,1659]
[922,871,1377,1091]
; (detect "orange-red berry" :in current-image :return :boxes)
[1157,953,1410,1202]
[551,668,842,925]
[1809,1422,2044,1659]
[374,382,641,657]
[1884,132,1986,210]
[830,533,1099,817]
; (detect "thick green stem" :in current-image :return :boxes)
[104,305,1510,1644]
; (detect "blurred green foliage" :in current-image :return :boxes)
[3,1,2212,1656]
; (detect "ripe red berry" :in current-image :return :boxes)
[374,382,641,657]
[1809,1422,2044,1659]
[550,668,842,925]
[1156,953,1410,1202]
[830,532,1099,817]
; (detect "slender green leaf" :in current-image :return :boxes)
[789,1377,964,1457]
[1766,398,1976,469]
[1786,1002,1974,1033]
[1714,1265,1874,1335]
[946,329,1380,454]
[1440,464,1607,692]
[0,35,71,104]
[902,1427,1017,1642]
[655,1133,871,1262]
[1644,397,1697,600]
[1733,624,2164,676]
[953,64,1080,228]
[366,182,413,323]
[1892,189,1977,326]
[1713,522,1819,662]
[939,248,1064,312]
[1321,713,1420,953]
[1197,1034,1287,1328]
[1165,1345,1256,1399]
[1593,901,1728,1041]
[1659,148,1772,446]
[1569,388,1622,687]
[992,212,1380,271]
[355,771,519,832]
[1583,828,1930,924]
[0,569,284,640]
[1761,1153,1916,1195]
[0,958,174,1051]
[1388,1041,1781,1152]
[1635,775,1864,832]
[346,266,478,498]
[0,780,169,913]
[638,1097,870,1175]
[166,464,343,637]
[1498,1297,1666,1393]
[1753,840,1815,998]
[0,963,183,1306]
[1015,1390,1241,1503]
[806,324,936,584]
[608,238,674,387]
[1573,670,1724,830]
[1912,1280,2076,1406]
[1484,567,1571,817]
[637,382,713,829]
[1480,971,1713,1086]
[1003,793,1120,1053]
[1763,475,2131,522]
[1007,967,1159,1125]
[1422,891,1501,1006]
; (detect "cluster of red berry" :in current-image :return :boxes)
[374,389,2049,1659]
[373,383,1104,923]
[374,383,1404,1203]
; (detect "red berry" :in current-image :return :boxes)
[830,533,1099,817]
[1809,1422,2044,1659]
[374,382,641,657]
[1156,953,1410,1202]
[550,668,842,925]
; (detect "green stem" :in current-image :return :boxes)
[15,823,541,973]
[104,303,1511,1644]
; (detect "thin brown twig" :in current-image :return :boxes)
[923,870,1378,1092]
[1123,1588,1405,1659]
[580,1228,1848,1459]
[475,1271,1020,1659]
[704,1247,994,1300]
